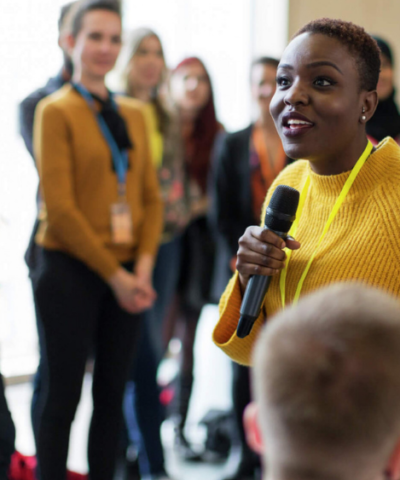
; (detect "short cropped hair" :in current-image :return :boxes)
[253,284,400,466]
[70,0,121,38]
[294,18,381,92]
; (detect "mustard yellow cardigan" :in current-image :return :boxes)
[33,84,163,281]
[213,138,400,365]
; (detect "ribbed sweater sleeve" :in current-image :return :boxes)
[212,166,296,366]
[34,100,120,280]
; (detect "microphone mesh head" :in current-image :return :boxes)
[265,185,300,232]
[269,185,300,215]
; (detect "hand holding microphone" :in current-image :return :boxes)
[236,227,300,291]
[236,185,301,338]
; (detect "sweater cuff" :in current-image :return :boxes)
[97,257,121,282]
[213,271,243,344]
[213,271,266,366]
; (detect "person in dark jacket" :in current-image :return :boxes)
[211,57,291,480]
[17,1,76,453]
[19,1,76,161]
[366,36,400,144]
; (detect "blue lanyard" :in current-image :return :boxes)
[73,83,129,196]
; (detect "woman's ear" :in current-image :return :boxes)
[243,402,265,456]
[64,33,76,58]
[361,90,379,123]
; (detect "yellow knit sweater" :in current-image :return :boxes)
[213,137,400,366]
[34,84,163,281]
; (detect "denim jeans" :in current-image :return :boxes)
[124,236,183,477]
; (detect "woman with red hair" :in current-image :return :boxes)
[170,57,224,460]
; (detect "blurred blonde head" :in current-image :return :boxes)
[122,27,170,134]
[246,284,400,480]
[123,28,166,95]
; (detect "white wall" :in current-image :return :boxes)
[252,0,289,59]
[0,0,61,376]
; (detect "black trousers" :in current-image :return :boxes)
[230,362,261,475]
[232,363,251,451]
[33,250,142,480]
[0,375,15,480]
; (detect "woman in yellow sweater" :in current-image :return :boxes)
[213,18,400,367]
[32,2,163,479]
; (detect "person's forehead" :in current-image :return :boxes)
[81,9,121,30]
[178,62,206,77]
[252,63,277,81]
[279,32,357,73]
[140,35,161,48]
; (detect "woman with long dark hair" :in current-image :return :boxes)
[121,27,190,480]
[213,19,400,366]
[170,57,224,460]
[32,2,163,478]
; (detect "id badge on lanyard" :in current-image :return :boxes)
[111,183,133,245]
[74,83,133,245]
[111,201,133,244]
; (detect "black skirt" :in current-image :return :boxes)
[178,216,216,312]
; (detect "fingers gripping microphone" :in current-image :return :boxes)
[236,185,300,339]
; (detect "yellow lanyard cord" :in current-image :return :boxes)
[280,140,374,308]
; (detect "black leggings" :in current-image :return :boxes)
[33,250,142,480]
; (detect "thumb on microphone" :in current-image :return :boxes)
[283,236,301,251]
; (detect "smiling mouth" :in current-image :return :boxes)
[287,119,313,129]
[282,118,314,137]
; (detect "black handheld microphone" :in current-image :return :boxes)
[236,185,300,339]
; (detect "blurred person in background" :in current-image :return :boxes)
[169,56,224,461]
[0,374,15,479]
[210,56,291,480]
[366,36,400,144]
[19,1,77,160]
[247,284,400,480]
[18,0,77,450]
[31,1,163,479]
[121,27,190,480]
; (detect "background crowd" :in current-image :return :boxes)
[2,1,400,480]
